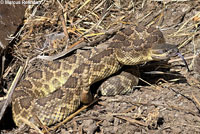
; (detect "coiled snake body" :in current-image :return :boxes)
[12,25,178,126]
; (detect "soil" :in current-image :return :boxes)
[0,0,200,134]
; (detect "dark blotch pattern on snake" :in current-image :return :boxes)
[12,24,178,126]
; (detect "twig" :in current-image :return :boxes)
[192,93,200,108]
[33,115,50,134]
[168,55,195,63]
[0,58,28,121]
[49,97,99,131]
[19,117,43,134]
[1,55,5,79]
[60,5,69,48]
[80,3,113,39]
[0,66,24,120]
[139,78,153,86]
[165,85,200,112]
[173,11,200,36]
[75,0,91,15]
[116,116,148,127]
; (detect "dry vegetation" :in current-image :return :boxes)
[0,0,200,133]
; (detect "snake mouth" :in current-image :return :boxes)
[151,43,178,60]
[151,43,190,71]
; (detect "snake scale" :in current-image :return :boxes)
[12,24,178,127]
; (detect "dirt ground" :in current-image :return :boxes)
[0,0,200,134]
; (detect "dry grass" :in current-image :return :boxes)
[1,0,200,133]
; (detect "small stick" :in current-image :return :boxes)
[32,115,50,134]
[139,78,152,86]
[49,97,99,131]
[1,55,5,79]
[0,59,28,121]
[60,15,69,42]
[116,116,148,127]
[173,11,200,36]
[168,55,195,63]
[0,67,24,120]
[19,117,43,134]
[192,93,200,108]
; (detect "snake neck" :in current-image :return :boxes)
[115,48,153,65]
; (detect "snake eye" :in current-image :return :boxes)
[152,48,168,55]
[162,49,168,53]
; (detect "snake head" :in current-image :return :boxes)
[151,43,178,61]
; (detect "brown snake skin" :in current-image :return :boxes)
[12,24,178,127]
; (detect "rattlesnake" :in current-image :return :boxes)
[12,24,178,127]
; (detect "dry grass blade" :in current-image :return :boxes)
[19,117,43,134]
[139,78,152,86]
[144,71,182,77]
[0,57,29,121]
[168,55,195,63]
[0,66,24,121]
[166,86,200,112]
[3,0,200,133]
[75,0,91,15]
[0,55,5,79]
[192,93,200,108]
[49,97,99,131]
[115,116,148,127]
[178,32,199,49]
[173,11,200,36]
[32,115,50,134]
